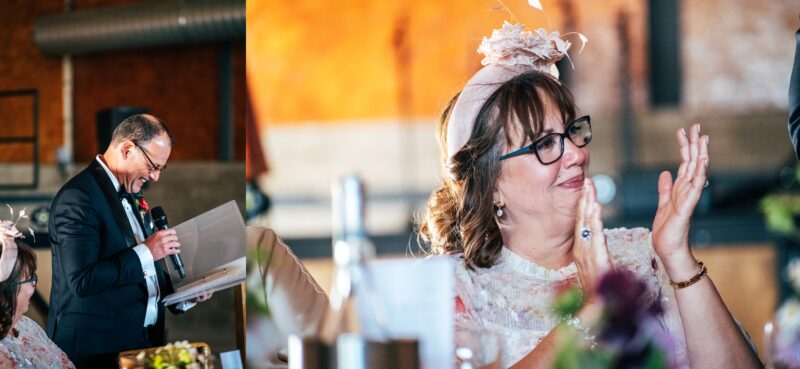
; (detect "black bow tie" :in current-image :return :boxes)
[119,189,137,202]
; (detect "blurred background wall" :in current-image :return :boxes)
[246,0,800,360]
[0,0,246,357]
[248,0,797,236]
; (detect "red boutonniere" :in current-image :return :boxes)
[133,194,149,213]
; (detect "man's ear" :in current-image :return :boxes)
[119,140,135,160]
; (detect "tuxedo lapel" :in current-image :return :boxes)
[87,161,138,248]
[790,29,800,158]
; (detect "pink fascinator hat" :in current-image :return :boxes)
[1,206,34,283]
[445,20,586,177]
[0,221,21,283]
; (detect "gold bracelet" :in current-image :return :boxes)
[669,260,707,289]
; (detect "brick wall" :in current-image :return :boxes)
[72,42,246,161]
[0,0,245,163]
[0,0,64,163]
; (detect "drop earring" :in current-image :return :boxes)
[496,206,504,218]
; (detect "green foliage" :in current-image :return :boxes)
[761,193,800,238]
[552,288,583,317]
[552,325,613,369]
[761,165,800,239]
[245,249,270,317]
[645,348,667,369]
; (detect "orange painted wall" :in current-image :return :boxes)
[248,0,546,124]
[246,0,647,125]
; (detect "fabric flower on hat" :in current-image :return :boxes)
[477,21,587,77]
[0,220,23,239]
[1,205,35,283]
[1,205,33,241]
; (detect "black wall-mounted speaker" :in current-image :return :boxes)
[96,106,148,153]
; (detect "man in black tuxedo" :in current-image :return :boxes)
[790,26,800,158]
[47,114,210,368]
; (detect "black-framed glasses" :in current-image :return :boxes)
[499,115,592,164]
[15,272,37,287]
[135,143,167,172]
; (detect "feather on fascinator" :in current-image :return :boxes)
[445,17,586,176]
[0,206,34,283]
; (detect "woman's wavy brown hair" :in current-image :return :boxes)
[0,242,37,339]
[418,70,577,269]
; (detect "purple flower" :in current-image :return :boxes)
[596,270,676,369]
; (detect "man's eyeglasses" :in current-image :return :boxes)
[15,273,37,287]
[499,115,592,165]
[135,143,167,173]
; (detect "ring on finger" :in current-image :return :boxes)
[580,227,592,241]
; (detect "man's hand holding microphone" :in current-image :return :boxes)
[143,228,180,262]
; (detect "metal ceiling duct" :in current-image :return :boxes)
[34,0,245,56]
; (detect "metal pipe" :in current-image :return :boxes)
[61,0,74,172]
[218,42,233,161]
[34,0,244,56]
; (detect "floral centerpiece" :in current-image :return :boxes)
[128,341,210,369]
[552,270,677,369]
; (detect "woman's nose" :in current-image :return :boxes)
[561,137,588,167]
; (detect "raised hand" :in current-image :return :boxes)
[572,178,612,302]
[652,123,709,266]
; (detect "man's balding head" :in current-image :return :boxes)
[110,114,173,147]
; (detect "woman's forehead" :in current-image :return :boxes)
[506,108,566,143]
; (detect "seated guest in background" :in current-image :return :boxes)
[245,226,328,366]
[47,114,211,368]
[0,227,75,368]
[419,23,762,369]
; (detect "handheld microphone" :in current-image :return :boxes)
[150,206,185,279]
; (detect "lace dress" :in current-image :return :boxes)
[453,227,689,368]
[0,316,75,369]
